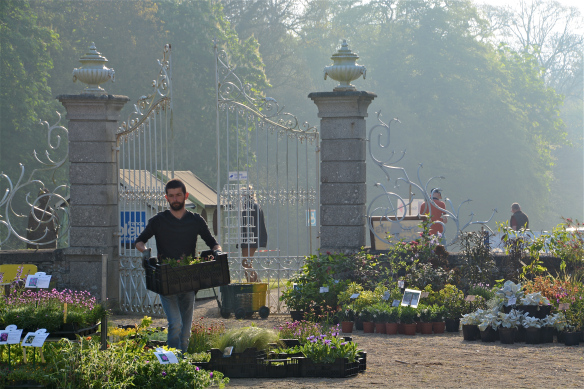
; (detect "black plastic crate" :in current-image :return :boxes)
[205,347,266,378]
[357,351,367,372]
[257,358,301,378]
[299,357,360,378]
[143,254,230,296]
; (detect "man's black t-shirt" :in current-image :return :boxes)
[135,210,218,260]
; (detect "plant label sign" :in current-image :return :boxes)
[420,292,429,298]
[154,348,179,364]
[25,272,51,288]
[465,295,476,302]
[0,325,23,345]
[507,297,517,306]
[397,280,405,289]
[558,303,570,310]
[22,329,49,347]
[382,291,391,301]
[350,293,360,299]
[401,289,421,308]
[392,299,400,307]
[319,286,329,293]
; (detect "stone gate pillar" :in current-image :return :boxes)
[58,44,129,303]
[309,41,376,253]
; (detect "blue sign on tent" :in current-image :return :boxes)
[120,211,146,244]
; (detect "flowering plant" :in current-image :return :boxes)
[276,321,332,343]
[188,316,226,354]
[0,287,105,332]
[336,306,355,322]
[291,333,360,363]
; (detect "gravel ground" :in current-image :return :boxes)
[110,296,584,389]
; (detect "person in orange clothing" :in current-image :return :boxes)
[419,188,447,237]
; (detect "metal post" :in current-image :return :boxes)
[101,254,108,350]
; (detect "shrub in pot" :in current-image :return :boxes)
[478,309,500,342]
[522,315,542,344]
[417,305,433,334]
[385,307,399,335]
[498,309,522,344]
[400,306,417,336]
[431,305,447,334]
[461,310,482,341]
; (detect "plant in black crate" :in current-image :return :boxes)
[461,310,482,341]
[522,315,542,344]
[563,299,584,346]
[478,309,500,342]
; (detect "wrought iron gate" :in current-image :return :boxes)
[117,44,172,315]
[214,45,320,313]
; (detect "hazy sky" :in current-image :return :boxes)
[479,0,584,13]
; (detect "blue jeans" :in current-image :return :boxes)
[160,291,195,353]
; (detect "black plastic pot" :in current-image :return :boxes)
[563,331,580,346]
[541,326,554,343]
[525,327,541,344]
[480,327,498,342]
[462,324,480,341]
[499,327,516,344]
[445,318,460,332]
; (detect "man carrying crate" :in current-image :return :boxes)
[135,178,222,353]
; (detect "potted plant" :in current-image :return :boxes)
[431,305,447,334]
[372,303,389,334]
[563,300,584,346]
[439,284,464,332]
[385,307,399,335]
[540,313,558,343]
[337,306,355,333]
[478,309,500,342]
[358,306,375,333]
[519,292,551,318]
[399,306,417,336]
[495,280,524,310]
[498,309,522,344]
[522,314,542,344]
[461,310,482,341]
[417,305,434,334]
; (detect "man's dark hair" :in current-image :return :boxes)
[165,178,186,195]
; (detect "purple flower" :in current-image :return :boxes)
[195,366,200,371]
[210,372,213,378]
[162,371,166,377]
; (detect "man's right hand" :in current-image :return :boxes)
[141,248,151,260]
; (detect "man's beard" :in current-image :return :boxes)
[169,200,185,211]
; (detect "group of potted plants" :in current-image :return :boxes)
[461,280,583,346]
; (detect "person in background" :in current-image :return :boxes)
[135,178,222,353]
[419,188,447,238]
[240,187,267,282]
[510,203,529,231]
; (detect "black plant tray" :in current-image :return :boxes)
[51,322,100,340]
[203,347,266,378]
[299,357,360,378]
[257,357,302,378]
[143,254,230,296]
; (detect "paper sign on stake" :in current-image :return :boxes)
[154,349,179,364]
[420,292,429,298]
[507,297,517,306]
[558,303,570,310]
[25,272,51,289]
[382,291,390,301]
[465,295,476,302]
[2,325,23,345]
[397,280,405,289]
[350,293,360,299]
[319,286,329,293]
[392,300,400,307]
[22,329,49,347]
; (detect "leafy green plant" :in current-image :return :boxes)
[431,305,447,322]
[399,306,417,324]
[458,231,496,291]
[439,284,465,319]
[211,326,280,353]
[188,317,225,354]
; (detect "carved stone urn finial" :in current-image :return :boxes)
[323,40,366,91]
[72,43,115,94]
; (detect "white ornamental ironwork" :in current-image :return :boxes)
[0,113,70,249]
[215,42,320,313]
[117,44,173,316]
[367,111,496,248]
